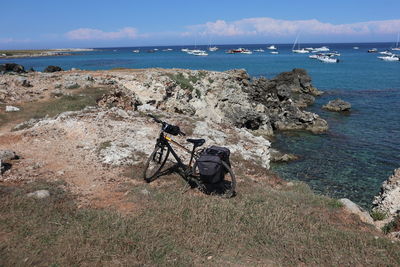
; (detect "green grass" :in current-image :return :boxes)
[0,87,108,130]
[1,179,400,266]
[166,72,204,96]
[370,210,388,221]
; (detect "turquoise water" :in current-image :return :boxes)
[2,43,399,207]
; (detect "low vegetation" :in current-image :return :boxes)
[1,179,399,266]
[0,87,108,130]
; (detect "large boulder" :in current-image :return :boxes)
[339,198,374,225]
[44,65,63,73]
[0,63,25,74]
[323,99,351,112]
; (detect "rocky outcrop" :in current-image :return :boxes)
[0,63,25,74]
[44,65,63,73]
[339,198,374,225]
[372,168,400,217]
[323,99,351,112]
[0,66,327,137]
[99,68,328,136]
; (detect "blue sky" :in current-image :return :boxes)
[1,0,400,49]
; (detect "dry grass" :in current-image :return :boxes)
[0,87,108,131]
[1,178,399,266]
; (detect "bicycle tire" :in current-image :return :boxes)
[143,145,170,182]
[191,160,236,197]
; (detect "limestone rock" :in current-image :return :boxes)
[372,168,400,217]
[323,99,351,112]
[44,65,63,73]
[270,149,299,162]
[339,198,374,225]
[0,63,25,74]
[27,190,50,199]
[0,150,18,161]
[5,105,20,112]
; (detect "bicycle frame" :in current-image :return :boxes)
[157,131,198,170]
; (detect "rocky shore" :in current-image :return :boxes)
[0,48,95,59]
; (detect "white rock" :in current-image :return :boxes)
[373,168,400,217]
[339,198,374,225]
[27,190,50,199]
[5,105,20,112]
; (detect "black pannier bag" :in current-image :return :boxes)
[197,146,231,184]
[163,123,181,136]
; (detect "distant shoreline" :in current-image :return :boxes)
[0,48,95,59]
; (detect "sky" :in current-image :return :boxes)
[1,0,400,49]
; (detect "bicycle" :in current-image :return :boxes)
[143,114,236,197]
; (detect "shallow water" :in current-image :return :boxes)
[2,42,400,207]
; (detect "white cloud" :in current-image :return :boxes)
[0,37,32,44]
[66,27,139,40]
[188,17,400,37]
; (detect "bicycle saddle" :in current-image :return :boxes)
[186,138,205,147]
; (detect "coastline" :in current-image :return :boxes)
[1,64,400,264]
[0,48,95,59]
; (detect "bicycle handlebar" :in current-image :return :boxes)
[148,114,186,136]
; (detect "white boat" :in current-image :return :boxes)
[267,45,277,50]
[132,50,140,53]
[162,48,173,51]
[305,47,314,51]
[181,48,189,52]
[253,49,265,52]
[208,46,218,52]
[309,54,321,59]
[379,51,393,56]
[241,50,252,54]
[378,55,399,61]
[293,48,309,53]
[392,33,400,51]
[368,48,378,53]
[317,56,339,63]
[192,50,208,56]
[292,34,309,53]
[270,51,279,54]
[353,46,359,49]
[313,46,330,52]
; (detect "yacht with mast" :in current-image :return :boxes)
[392,33,400,51]
[292,34,309,53]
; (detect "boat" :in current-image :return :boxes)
[378,55,399,61]
[192,50,208,56]
[267,45,277,50]
[253,49,265,52]
[292,34,309,53]
[226,48,252,54]
[208,46,218,52]
[392,33,400,51]
[317,56,339,63]
[270,51,279,54]
[186,49,203,55]
[132,50,140,53]
[181,48,189,52]
[325,51,341,57]
[241,49,252,54]
[379,51,393,56]
[353,46,359,49]
[313,46,330,52]
[368,48,378,53]
[162,48,173,51]
[293,48,309,53]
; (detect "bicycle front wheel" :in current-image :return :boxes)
[143,144,170,182]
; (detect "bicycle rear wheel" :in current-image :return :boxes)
[192,160,236,197]
[143,144,170,182]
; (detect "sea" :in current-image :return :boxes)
[1,42,399,208]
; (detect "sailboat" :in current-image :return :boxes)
[392,33,400,51]
[292,34,309,53]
